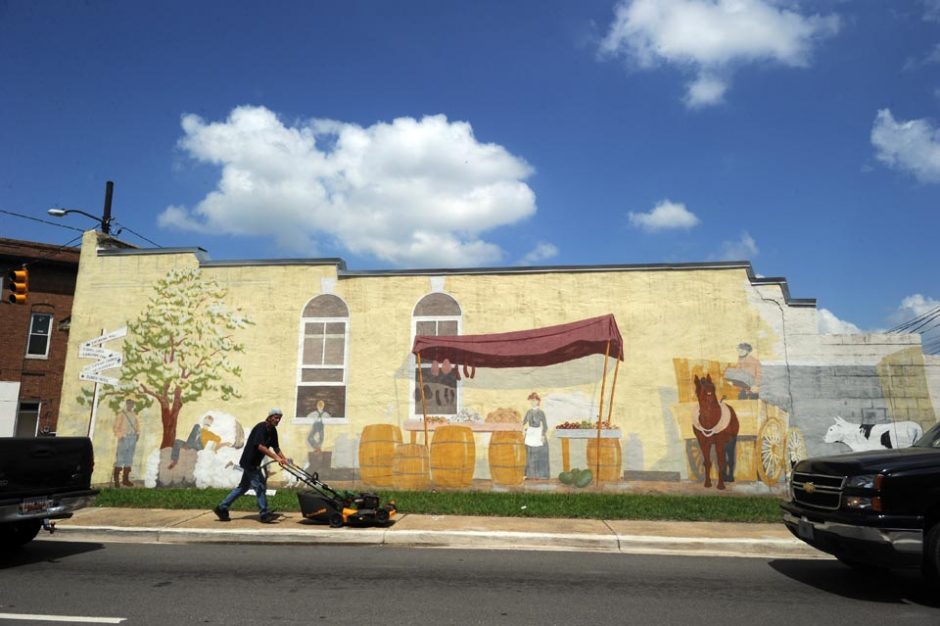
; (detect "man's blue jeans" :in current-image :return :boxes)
[218,466,269,516]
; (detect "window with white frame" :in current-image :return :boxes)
[412,293,461,417]
[26,313,53,358]
[294,294,348,422]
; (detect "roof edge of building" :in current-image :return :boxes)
[90,249,815,307]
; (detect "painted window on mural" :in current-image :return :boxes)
[413,293,461,417]
[26,312,53,358]
[295,294,348,421]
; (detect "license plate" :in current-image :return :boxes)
[19,496,51,515]
[798,519,815,540]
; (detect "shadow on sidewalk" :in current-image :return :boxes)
[768,559,939,608]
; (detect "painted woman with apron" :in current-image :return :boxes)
[522,392,550,479]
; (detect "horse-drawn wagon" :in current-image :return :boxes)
[670,358,806,487]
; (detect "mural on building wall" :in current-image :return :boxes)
[522,392,549,479]
[111,399,140,488]
[691,374,739,490]
[62,248,939,495]
[823,416,924,452]
[725,342,761,400]
[78,268,253,486]
[144,410,249,488]
[669,354,803,489]
[296,294,349,421]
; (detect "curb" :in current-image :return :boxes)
[45,524,825,559]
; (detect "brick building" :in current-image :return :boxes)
[0,238,80,436]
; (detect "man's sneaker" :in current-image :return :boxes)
[260,512,282,524]
[213,506,230,522]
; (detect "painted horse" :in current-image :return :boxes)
[693,374,740,489]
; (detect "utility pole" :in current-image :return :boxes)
[102,181,113,235]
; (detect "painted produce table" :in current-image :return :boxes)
[554,429,622,474]
[402,419,522,444]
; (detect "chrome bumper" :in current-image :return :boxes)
[0,493,98,524]
[783,511,923,555]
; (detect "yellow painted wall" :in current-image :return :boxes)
[58,231,784,486]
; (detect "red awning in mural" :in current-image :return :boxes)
[411,314,624,368]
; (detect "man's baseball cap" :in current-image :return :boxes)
[268,408,283,417]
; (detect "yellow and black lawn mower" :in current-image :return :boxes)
[281,461,397,528]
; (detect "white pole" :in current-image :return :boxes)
[87,381,101,438]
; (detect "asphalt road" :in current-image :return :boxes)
[1,540,937,625]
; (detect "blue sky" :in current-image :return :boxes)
[1,0,938,339]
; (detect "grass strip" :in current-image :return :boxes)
[94,488,784,523]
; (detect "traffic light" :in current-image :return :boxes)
[7,268,28,304]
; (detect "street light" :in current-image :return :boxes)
[48,181,114,235]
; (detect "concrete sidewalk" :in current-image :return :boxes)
[39,507,825,560]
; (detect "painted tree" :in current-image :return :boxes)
[79,268,253,448]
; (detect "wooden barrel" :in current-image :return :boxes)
[392,443,430,490]
[488,431,525,486]
[359,424,402,487]
[430,425,475,488]
[586,438,622,482]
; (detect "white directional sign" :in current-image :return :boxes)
[82,354,123,374]
[80,326,127,349]
[79,345,116,359]
[79,326,128,439]
[79,372,119,385]
[78,327,126,388]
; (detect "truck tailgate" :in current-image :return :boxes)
[0,437,95,499]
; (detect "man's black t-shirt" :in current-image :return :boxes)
[239,421,280,469]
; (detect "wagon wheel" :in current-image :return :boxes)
[756,417,785,486]
[785,427,807,478]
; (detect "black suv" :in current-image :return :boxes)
[781,421,940,578]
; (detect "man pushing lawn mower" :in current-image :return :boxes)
[213,408,291,524]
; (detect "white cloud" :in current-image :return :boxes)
[903,43,940,71]
[714,231,758,260]
[629,199,700,231]
[518,242,559,266]
[159,106,537,267]
[685,73,729,108]
[599,0,840,108]
[817,308,862,335]
[890,293,940,354]
[871,109,940,184]
[925,0,940,22]
[894,293,940,321]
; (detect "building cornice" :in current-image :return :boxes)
[93,247,814,307]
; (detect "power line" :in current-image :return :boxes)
[906,310,940,335]
[0,209,85,232]
[112,221,162,248]
[888,305,940,333]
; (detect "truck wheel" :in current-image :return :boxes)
[0,520,42,549]
[924,523,940,582]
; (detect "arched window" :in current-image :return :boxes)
[412,293,461,417]
[294,294,349,422]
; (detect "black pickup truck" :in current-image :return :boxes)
[781,421,940,577]
[0,437,98,548]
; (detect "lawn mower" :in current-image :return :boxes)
[280,461,397,528]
